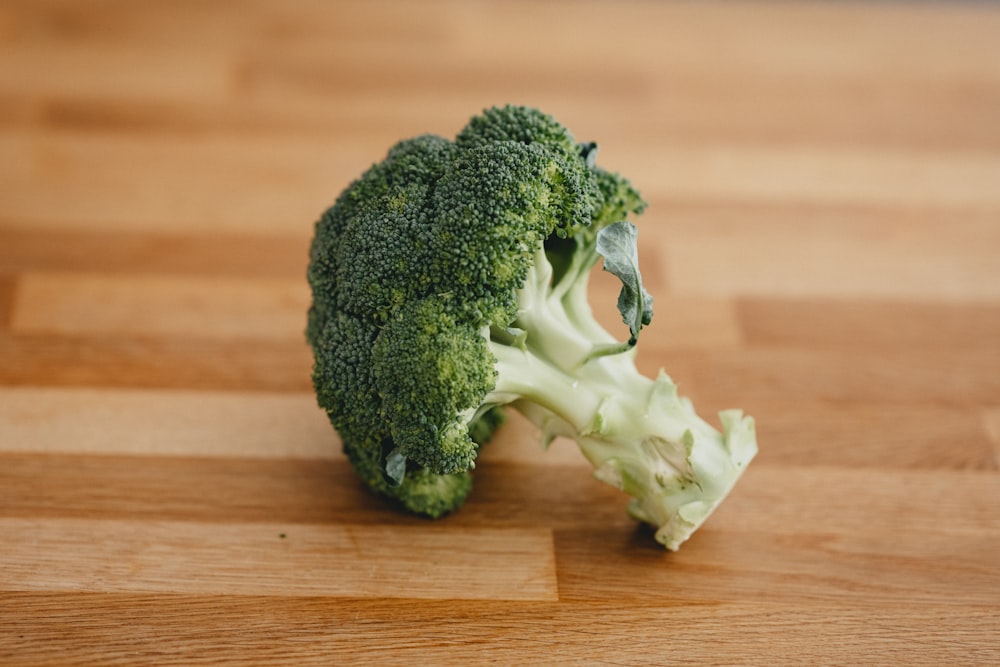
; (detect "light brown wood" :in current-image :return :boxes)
[2,0,999,664]
[0,518,559,601]
[11,271,311,340]
[0,387,337,458]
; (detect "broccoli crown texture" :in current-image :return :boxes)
[307,106,636,512]
[307,105,756,548]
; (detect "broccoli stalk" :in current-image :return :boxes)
[482,238,756,550]
[306,104,757,550]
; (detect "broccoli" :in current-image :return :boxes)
[306,105,757,550]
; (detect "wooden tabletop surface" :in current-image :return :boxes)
[2,1,999,664]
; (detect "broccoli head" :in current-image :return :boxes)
[306,105,756,549]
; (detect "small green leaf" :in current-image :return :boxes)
[595,221,654,345]
[385,448,407,486]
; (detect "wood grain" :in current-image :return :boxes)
[0,228,308,278]
[11,271,310,340]
[0,333,312,391]
[0,518,558,601]
[0,387,335,458]
[3,595,995,667]
[2,0,998,664]
[659,202,1000,300]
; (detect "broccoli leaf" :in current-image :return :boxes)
[596,221,654,345]
[385,448,407,486]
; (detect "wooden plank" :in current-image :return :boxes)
[739,297,1000,352]
[750,399,997,471]
[639,73,1000,151]
[241,44,648,102]
[0,130,370,234]
[709,465,1000,537]
[0,0,452,54]
[2,595,996,666]
[554,526,1000,608]
[648,346,1000,411]
[3,2,1000,148]
[12,67,997,153]
[0,453,631,531]
[0,387,337,458]
[0,228,309,278]
[0,334,312,391]
[11,271,310,341]
[4,454,995,540]
[241,2,1000,150]
[630,145,1000,209]
[0,517,558,601]
[554,470,1000,607]
[0,384,668,470]
[0,454,372,525]
[6,129,1000,236]
[448,0,1000,83]
[0,42,233,103]
[7,0,1000,89]
[653,202,1000,301]
[3,385,991,524]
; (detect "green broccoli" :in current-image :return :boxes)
[306,105,756,550]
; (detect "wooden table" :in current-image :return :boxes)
[2,1,998,664]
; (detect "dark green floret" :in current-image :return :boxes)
[306,105,757,549]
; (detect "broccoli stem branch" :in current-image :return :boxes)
[485,244,757,550]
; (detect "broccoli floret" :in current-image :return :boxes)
[307,105,757,549]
